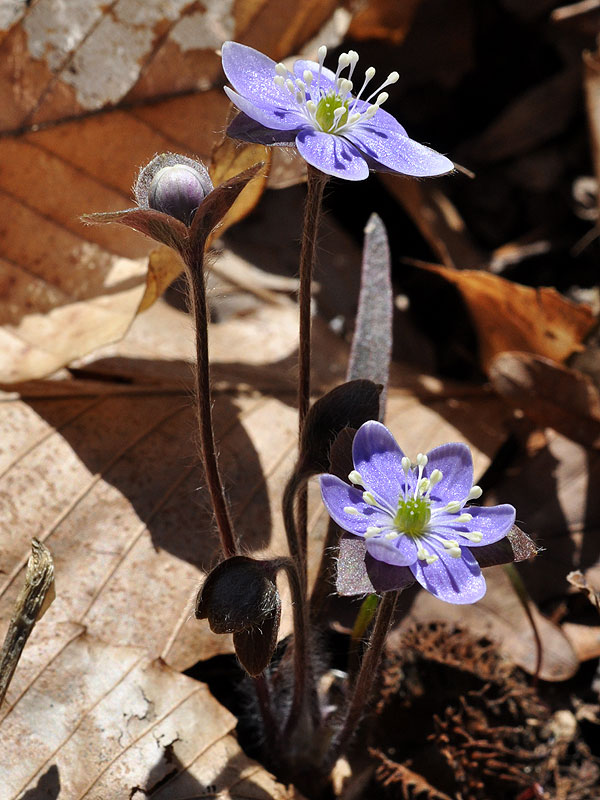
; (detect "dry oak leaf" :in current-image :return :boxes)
[0,628,303,799]
[418,263,596,371]
[393,565,579,681]
[0,294,513,691]
[0,0,344,383]
[489,352,600,449]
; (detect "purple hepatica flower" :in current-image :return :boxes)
[320,421,516,604]
[221,41,454,181]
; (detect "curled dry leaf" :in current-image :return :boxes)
[0,631,303,799]
[417,263,596,371]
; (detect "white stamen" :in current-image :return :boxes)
[417,546,428,561]
[417,477,430,496]
[347,50,359,79]
[335,52,350,82]
[366,526,382,537]
[275,63,288,77]
[337,78,353,98]
[468,485,483,501]
[429,469,443,486]
[442,539,459,549]
[448,547,462,558]
[363,491,378,506]
[306,100,317,114]
[401,457,411,474]
[426,554,439,564]
[285,78,295,94]
[444,501,462,514]
[348,470,363,485]
[296,90,305,104]
[464,531,482,543]
[365,71,399,104]
[456,513,472,523]
[416,453,428,467]
[374,91,389,107]
[303,70,313,86]
[317,45,327,62]
[385,531,399,540]
[347,112,361,125]
[343,506,360,516]
[274,76,285,88]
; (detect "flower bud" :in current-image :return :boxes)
[196,556,281,676]
[148,164,211,225]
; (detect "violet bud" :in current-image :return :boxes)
[148,164,211,225]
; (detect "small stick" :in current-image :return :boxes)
[0,539,55,707]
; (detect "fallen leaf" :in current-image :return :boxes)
[489,352,600,448]
[393,566,579,681]
[347,0,425,44]
[0,0,344,383]
[0,630,302,799]
[416,263,596,370]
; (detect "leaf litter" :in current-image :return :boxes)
[1,0,600,798]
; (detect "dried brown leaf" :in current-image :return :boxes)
[416,263,596,371]
[0,631,302,799]
[490,352,600,448]
[0,0,345,384]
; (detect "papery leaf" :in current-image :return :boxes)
[416,263,596,371]
[490,352,600,448]
[347,213,393,419]
[0,632,296,799]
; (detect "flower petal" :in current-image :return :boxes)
[351,421,411,509]
[343,125,454,177]
[319,474,391,534]
[222,41,296,111]
[227,111,299,146]
[224,87,305,131]
[365,534,418,567]
[296,129,369,180]
[425,442,473,505]
[410,545,486,604]
[351,101,408,135]
[451,504,516,546]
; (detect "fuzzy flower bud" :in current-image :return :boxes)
[148,163,212,225]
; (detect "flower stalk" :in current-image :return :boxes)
[183,238,238,559]
[296,166,329,578]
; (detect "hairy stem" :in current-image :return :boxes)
[296,167,329,576]
[278,558,321,738]
[309,519,341,623]
[253,672,280,753]
[282,471,306,593]
[184,248,237,558]
[325,591,398,768]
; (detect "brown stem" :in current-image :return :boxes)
[253,672,280,752]
[184,246,237,558]
[325,591,398,769]
[296,167,329,574]
[278,558,321,738]
[282,471,307,593]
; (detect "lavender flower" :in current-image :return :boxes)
[320,421,516,604]
[222,42,454,181]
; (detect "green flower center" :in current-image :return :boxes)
[315,92,349,131]
[393,496,431,537]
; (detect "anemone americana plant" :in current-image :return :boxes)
[84,42,538,796]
